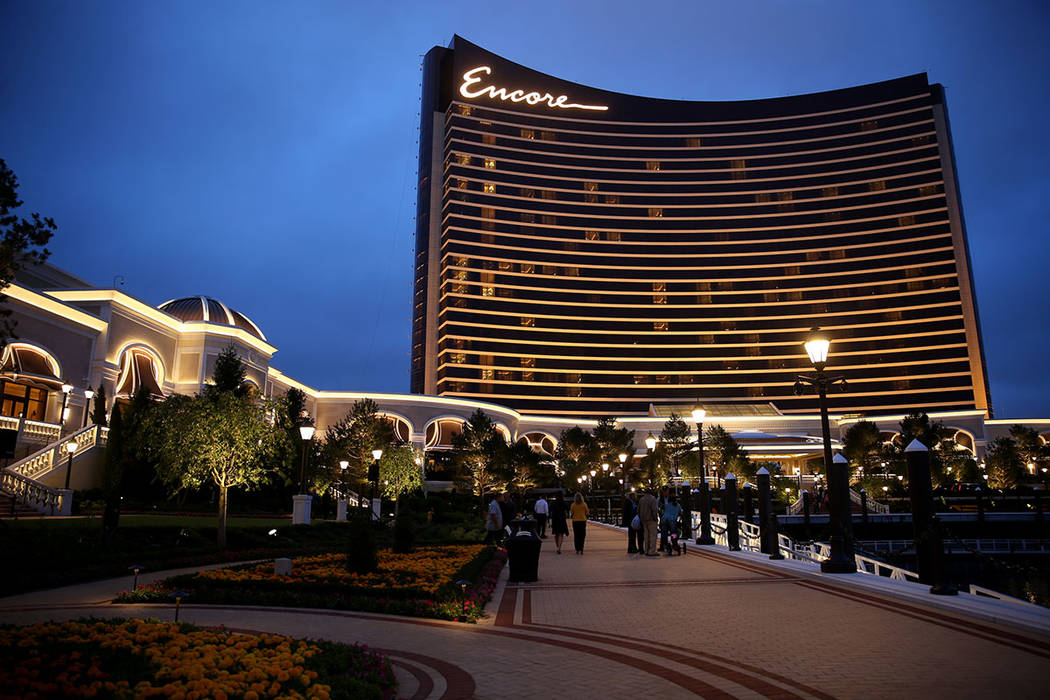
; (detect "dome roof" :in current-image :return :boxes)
[158,296,265,340]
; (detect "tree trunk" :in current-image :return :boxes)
[395,492,400,519]
[217,485,228,549]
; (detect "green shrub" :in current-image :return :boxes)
[393,511,416,554]
[346,516,378,574]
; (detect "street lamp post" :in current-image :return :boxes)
[63,440,78,490]
[691,407,706,485]
[369,448,383,520]
[618,452,627,493]
[794,327,855,574]
[601,462,609,492]
[298,415,315,494]
[690,407,714,545]
[59,383,73,433]
[589,469,596,494]
[81,389,95,429]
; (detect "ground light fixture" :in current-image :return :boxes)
[795,327,854,574]
[62,440,78,490]
[128,564,144,590]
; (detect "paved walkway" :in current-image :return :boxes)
[2,524,1049,699]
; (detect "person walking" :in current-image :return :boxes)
[534,495,549,538]
[549,492,570,554]
[638,489,661,556]
[658,485,670,552]
[622,491,639,554]
[570,492,590,554]
[484,492,504,544]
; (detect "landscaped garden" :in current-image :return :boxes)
[116,543,506,622]
[0,617,396,699]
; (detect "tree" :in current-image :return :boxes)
[985,436,1023,490]
[660,413,698,479]
[451,408,508,502]
[555,426,598,484]
[210,345,247,396]
[151,391,276,547]
[705,425,753,482]
[1010,424,1049,474]
[91,383,108,426]
[100,404,125,539]
[842,420,883,482]
[379,443,423,517]
[506,440,550,495]
[320,398,394,493]
[0,160,56,345]
[593,416,635,466]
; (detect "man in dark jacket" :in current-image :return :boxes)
[621,492,640,553]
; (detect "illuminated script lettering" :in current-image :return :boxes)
[459,66,609,112]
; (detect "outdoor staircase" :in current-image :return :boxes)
[0,424,108,516]
[0,489,42,518]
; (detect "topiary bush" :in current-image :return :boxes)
[346,515,378,574]
[393,511,416,554]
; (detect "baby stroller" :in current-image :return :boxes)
[664,519,686,556]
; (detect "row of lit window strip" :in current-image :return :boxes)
[453,106,934,147]
[451,177,941,206]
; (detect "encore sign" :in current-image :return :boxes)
[459,66,609,112]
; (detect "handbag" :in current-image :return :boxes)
[631,514,641,530]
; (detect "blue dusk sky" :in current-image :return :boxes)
[2,1,1047,417]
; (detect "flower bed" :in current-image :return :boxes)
[0,618,395,700]
[117,545,507,623]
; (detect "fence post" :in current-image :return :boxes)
[906,439,955,595]
[697,481,715,545]
[768,511,784,560]
[756,467,772,555]
[860,488,869,528]
[928,516,957,596]
[725,474,739,551]
[742,483,754,525]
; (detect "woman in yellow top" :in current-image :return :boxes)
[569,492,590,554]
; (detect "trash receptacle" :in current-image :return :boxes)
[505,528,541,582]
[508,518,538,536]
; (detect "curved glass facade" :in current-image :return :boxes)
[412,36,991,417]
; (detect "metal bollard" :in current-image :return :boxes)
[768,511,785,560]
[742,483,754,525]
[928,516,957,596]
[697,482,715,545]
[756,468,772,555]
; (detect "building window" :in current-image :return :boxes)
[919,185,939,197]
[685,137,701,147]
[860,119,879,131]
[521,263,534,274]
[584,182,599,192]
[483,158,496,169]
[897,215,915,226]
[730,159,746,179]
[521,212,535,223]
[585,193,598,203]
[455,154,471,166]
[541,215,557,225]
[482,183,495,193]
[521,188,536,198]
[521,129,535,139]
[482,134,496,145]
[585,230,600,241]
[648,208,663,218]
[606,231,621,241]
[653,321,669,331]
[822,187,839,197]
[912,135,932,146]
[646,161,661,171]
[605,194,619,204]
[542,265,557,275]
[565,267,579,277]
[498,260,513,271]
[458,105,473,116]
[481,286,494,297]
[480,369,494,381]
[755,192,772,203]
[541,190,556,200]
[450,353,467,364]
[456,178,469,189]
[540,130,556,141]
[520,316,535,327]
[869,180,887,191]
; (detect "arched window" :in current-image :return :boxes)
[115,346,165,398]
[425,418,465,449]
[379,414,413,443]
[0,343,63,421]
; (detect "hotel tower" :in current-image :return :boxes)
[411,36,991,417]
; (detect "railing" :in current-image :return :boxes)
[967,584,1040,607]
[0,469,62,515]
[8,424,107,481]
[861,538,1050,555]
[0,416,63,443]
[787,488,889,515]
[699,512,922,582]
[330,486,361,507]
